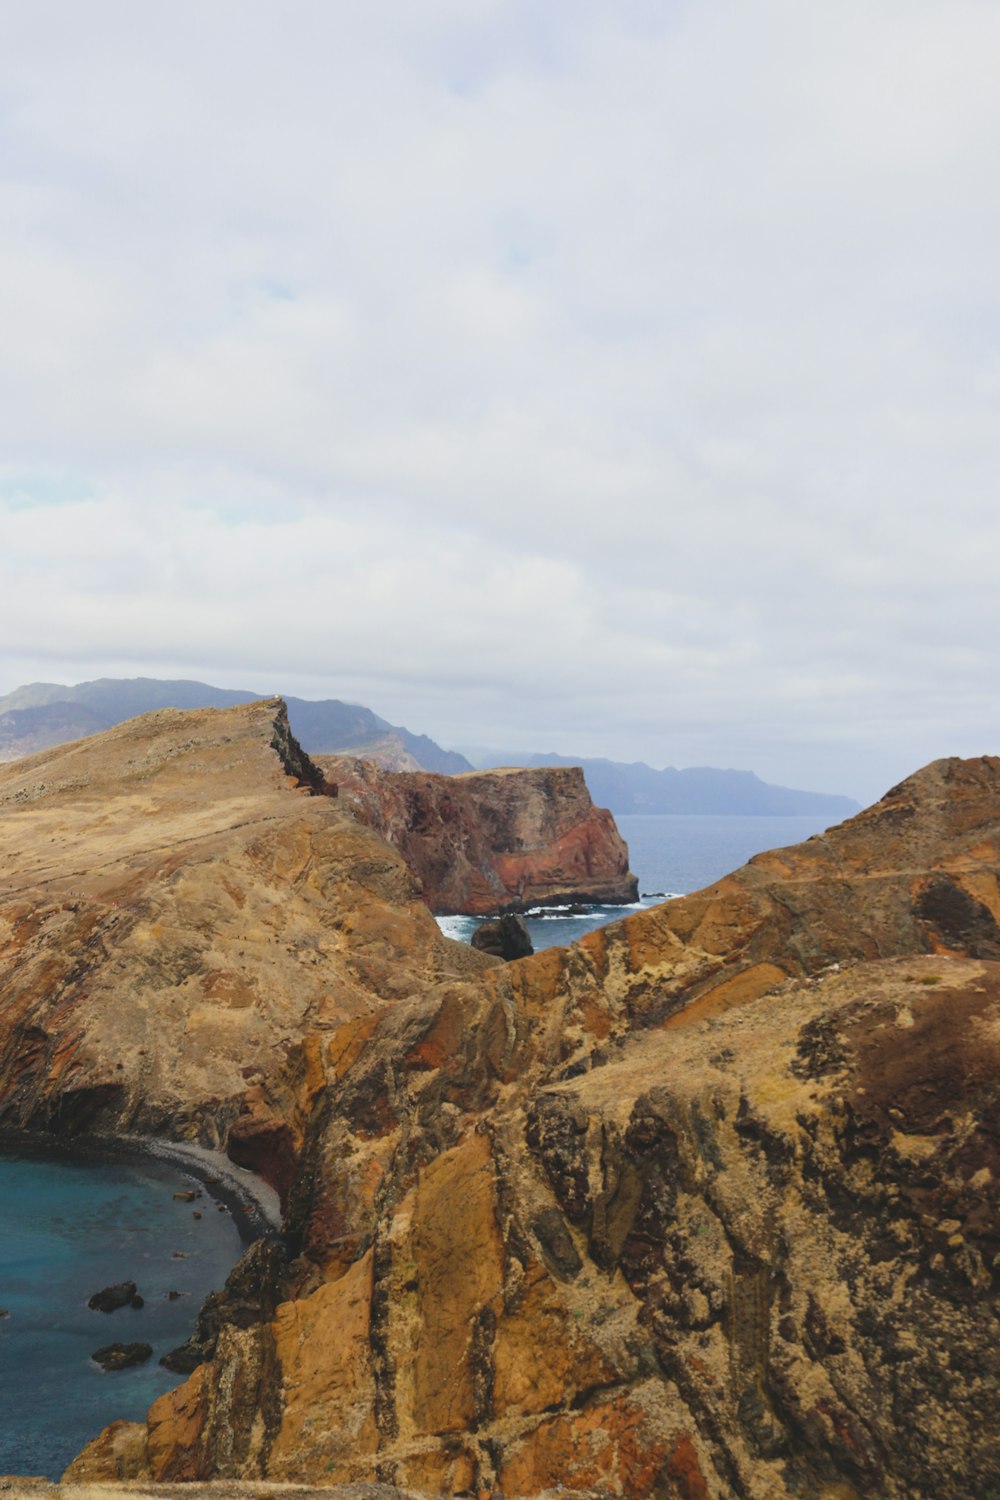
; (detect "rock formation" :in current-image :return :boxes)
[318,755,638,913]
[0,698,495,1205]
[471,913,535,961]
[2,710,1000,1499]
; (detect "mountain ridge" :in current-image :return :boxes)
[477,750,860,817]
[0,676,472,775]
[0,678,860,812]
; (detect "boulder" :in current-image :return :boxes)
[91,1341,152,1372]
[471,912,534,961]
[87,1280,138,1313]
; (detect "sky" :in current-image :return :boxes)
[1,0,998,805]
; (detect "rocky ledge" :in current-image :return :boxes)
[3,712,1000,1499]
[317,755,638,914]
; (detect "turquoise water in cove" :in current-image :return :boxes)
[437,811,837,951]
[0,1144,246,1478]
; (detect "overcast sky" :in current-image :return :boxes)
[2,1,998,803]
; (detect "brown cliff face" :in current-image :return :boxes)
[316,756,638,914]
[66,754,1000,1499]
[0,698,495,1204]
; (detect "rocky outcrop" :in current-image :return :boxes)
[317,756,638,914]
[0,698,496,1205]
[471,912,534,961]
[6,726,1000,1498]
[91,1342,152,1372]
[65,754,1000,1500]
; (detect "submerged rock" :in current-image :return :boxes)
[91,1341,152,1371]
[471,912,534,961]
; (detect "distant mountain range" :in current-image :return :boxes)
[0,678,860,816]
[476,752,860,818]
[0,678,472,775]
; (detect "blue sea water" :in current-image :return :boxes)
[616,811,836,899]
[0,1144,246,1478]
[437,811,838,952]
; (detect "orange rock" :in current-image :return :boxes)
[492,1259,615,1418]
[497,1388,675,1496]
[146,1363,209,1481]
[267,1249,379,1479]
[405,1130,505,1435]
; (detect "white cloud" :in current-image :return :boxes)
[1,1,999,801]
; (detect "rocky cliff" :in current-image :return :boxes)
[3,721,1000,1499]
[318,756,638,914]
[0,699,495,1204]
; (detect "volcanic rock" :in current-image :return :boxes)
[0,698,496,1207]
[68,754,1000,1500]
[91,1341,152,1371]
[86,1281,138,1314]
[318,755,638,913]
[471,912,534,960]
[9,733,1000,1498]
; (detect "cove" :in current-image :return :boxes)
[0,1137,265,1479]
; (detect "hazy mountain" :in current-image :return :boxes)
[475,752,860,818]
[0,703,112,760]
[0,678,472,774]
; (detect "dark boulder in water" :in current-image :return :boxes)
[471,912,534,961]
[91,1341,152,1371]
[87,1280,138,1313]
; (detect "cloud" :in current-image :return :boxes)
[1,1,999,801]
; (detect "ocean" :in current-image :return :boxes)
[438,810,838,951]
[0,1143,248,1478]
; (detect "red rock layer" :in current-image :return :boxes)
[317,756,638,914]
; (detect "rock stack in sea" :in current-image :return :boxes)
[317,754,639,914]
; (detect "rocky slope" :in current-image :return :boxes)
[0,698,495,1204]
[319,756,638,914]
[54,753,1000,1499]
[3,721,1000,1497]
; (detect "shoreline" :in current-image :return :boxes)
[0,1129,283,1244]
[114,1134,283,1237]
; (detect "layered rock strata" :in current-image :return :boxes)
[59,753,1000,1499]
[317,755,638,914]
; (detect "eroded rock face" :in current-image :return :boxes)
[6,737,1000,1497]
[0,698,496,1202]
[317,756,639,914]
[68,754,1000,1499]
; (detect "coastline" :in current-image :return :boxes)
[0,1129,282,1243]
[115,1135,283,1237]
